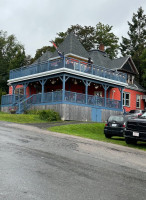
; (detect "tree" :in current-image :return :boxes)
[33,23,119,62]
[32,46,54,62]
[0,30,29,93]
[67,24,95,51]
[120,7,146,86]
[66,23,119,58]
[94,22,119,58]
[140,48,146,88]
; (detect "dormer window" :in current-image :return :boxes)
[132,76,134,84]
[127,74,134,84]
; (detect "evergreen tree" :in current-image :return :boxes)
[140,48,146,88]
[120,7,146,86]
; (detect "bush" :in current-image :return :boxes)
[38,109,61,121]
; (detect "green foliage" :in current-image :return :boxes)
[25,109,40,115]
[38,109,61,121]
[140,48,146,88]
[0,30,32,93]
[120,7,146,86]
[0,113,47,123]
[0,88,6,104]
[33,22,119,62]
[32,46,54,62]
[95,22,119,58]
[61,23,119,58]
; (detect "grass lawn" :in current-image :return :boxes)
[48,123,146,151]
[0,112,47,123]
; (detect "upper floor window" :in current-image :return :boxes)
[123,92,130,107]
[127,74,134,84]
[136,95,141,108]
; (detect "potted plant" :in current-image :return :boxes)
[9,106,17,114]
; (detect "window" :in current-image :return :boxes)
[127,74,135,84]
[15,87,24,95]
[94,91,102,97]
[136,95,141,108]
[123,92,130,107]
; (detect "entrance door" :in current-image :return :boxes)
[91,108,101,122]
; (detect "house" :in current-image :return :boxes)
[1,32,146,122]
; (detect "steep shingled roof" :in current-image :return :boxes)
[34,51,53,63]
[35,32,137,74]
[51,31,89,59]
[89,50,111,68]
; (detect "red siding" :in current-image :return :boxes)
[110,87,145,112]
[123,88,145,112]
[9,85,30,96]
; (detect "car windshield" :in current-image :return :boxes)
[108,116,124,122]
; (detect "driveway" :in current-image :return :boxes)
[0,121,146,200]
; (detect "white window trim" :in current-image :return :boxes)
[123,92,130,107]
[136,95,141,108]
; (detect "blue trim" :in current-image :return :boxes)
[1,101,123,112]
[9,57,127,84]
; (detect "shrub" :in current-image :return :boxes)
[38,109,61,121]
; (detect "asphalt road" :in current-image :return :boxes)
[0,121,146,200]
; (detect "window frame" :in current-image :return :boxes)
[123,92,130,107]
[136,95,141,108]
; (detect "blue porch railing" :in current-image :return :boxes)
[1,90,122,113]
[9,57,127,83]
[1,94,27,105]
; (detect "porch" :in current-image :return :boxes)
[1,90,123,122]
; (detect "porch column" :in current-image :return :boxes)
[85,81,89,104]
[62,75,65,102]
[39,79,47,103]
[12,84,16,104]
[120,88,124,110]
[103,84,109,107]
[23,83,29,97]
[83,80,90,104]
[85,82,88,104]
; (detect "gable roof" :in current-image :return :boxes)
[51,31,89,59]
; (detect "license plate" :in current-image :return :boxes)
[133,132,139,137]
[112,124,117,127]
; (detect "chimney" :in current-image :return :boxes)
[99,44,104,52]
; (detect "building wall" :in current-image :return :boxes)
[109,87,145,112]
[9,85,30,96]
[123,88,145,112]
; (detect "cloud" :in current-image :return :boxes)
[0,0,146,57]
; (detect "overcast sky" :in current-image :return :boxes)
[0,0,146,57]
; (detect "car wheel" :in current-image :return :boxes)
[125,137,137,145]
[105,134,112,139]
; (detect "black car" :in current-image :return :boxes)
[104,115,132,138]
[124,112,146,144]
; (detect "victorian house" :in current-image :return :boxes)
[1,32,146,122]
